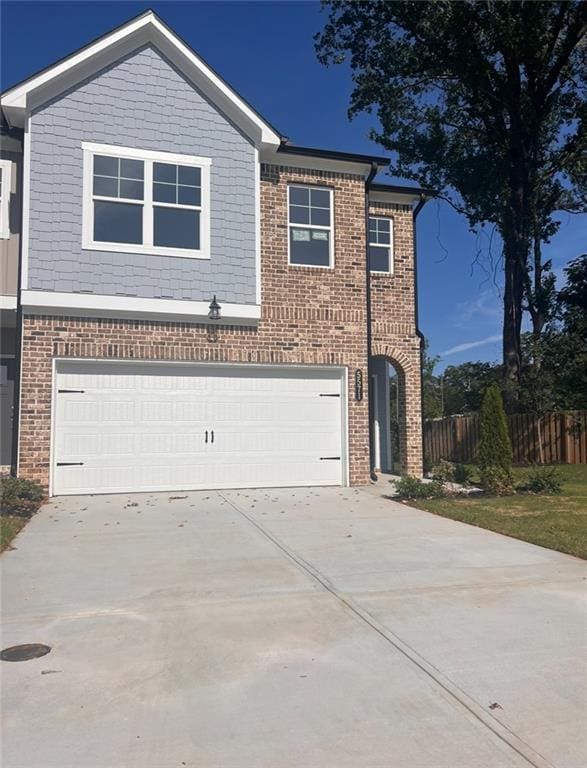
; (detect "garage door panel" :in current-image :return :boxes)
[53,363,345,495]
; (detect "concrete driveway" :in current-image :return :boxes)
[1,486,585,768]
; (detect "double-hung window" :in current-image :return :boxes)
[288,185,333,267]
[0,159,12,240]
[368,216,393,273]
[82,143,211,258]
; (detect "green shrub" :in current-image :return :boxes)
[454,463,474,485]
[519,466,563,495]
[478,384,513,494]
[431,459,456,483]
[394,476,445,499]
[1,477,45,518]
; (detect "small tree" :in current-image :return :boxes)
[478,384,513,494]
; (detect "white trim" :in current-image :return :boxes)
[368,215,394,275]
[21,290,261,323]
[369,190,419,206]
[287,185,334,269]
[1,12,281,148]
[0,295,17,310]
[21,116,31,289]
[0,159,12,239]
[254,148,261,305]
[81,142,211,259]
[81,142,212,166]
[49,359,348,496]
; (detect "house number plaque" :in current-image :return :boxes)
[355,369,363,401]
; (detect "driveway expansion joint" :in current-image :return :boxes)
[220,490,556,768]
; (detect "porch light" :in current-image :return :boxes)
[208,295,221,321]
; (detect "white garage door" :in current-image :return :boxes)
[53,362,345,495]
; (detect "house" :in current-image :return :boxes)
[0,10,429,496]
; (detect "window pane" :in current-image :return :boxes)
[178,185,201,206]
[369,245,390,272]
[120,158,144,180]
[153,182,176,204]
[154,207,200,249]
[289,205,310,225]
[290,228,330,266]
[94,155,118,177]
[310,207,330,226]
[94,201,142,244]
[178,165,201,187]
[289,186,310,206]
[377,218,390,233]
[153,162,176,183]
[93,176,118,198]
[310,188,330,208]
[368,217,376,231]
[120,179,144,200]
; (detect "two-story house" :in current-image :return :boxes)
[0,11,428,496]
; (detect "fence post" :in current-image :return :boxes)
[562,413,572,464]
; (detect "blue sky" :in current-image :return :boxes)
[2,1,584,372]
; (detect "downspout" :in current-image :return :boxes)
[3,120,24,477]
[365,162,378,482]
[413,193,429,475]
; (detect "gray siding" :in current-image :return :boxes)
[28,45,257,304]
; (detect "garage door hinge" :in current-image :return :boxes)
[58,389,85,394]
[56,462,84,466]
[320,456,341,461]
[319,393,340,397]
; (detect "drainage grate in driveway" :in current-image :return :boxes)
[1,644,52,662]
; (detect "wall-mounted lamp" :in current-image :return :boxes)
[208,295,221,321]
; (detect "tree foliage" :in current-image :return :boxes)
[316,1,587,399]
[478,384,513,493]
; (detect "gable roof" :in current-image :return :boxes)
[0,9,282,148]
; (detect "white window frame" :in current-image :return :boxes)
[368,215,394,274]
[82,142,211,259]
[287,184,334,269]
[0,159,13,240]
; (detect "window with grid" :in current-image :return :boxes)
[368,216,393,273]
[83,144,210,258]
[288,185,333,267]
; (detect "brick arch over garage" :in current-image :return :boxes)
[370,343,423,477]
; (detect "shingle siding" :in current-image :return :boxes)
[28,45,257,304]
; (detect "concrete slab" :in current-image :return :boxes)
[1,486,585,767]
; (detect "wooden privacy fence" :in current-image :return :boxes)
[424,411,587,466]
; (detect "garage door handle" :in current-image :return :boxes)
[205,430,208,443]
[56,462,84,466]
[58,389,85,394]
[320,456,340,461]
[211,430,214,444]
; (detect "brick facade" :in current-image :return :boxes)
[18,165,423,490]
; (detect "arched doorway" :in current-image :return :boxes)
[370,349,423,477]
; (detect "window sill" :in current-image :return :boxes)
[82,240,210,260]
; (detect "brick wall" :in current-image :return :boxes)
[19,165,423,489]
[369,200,423,476]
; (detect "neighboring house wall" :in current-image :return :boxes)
[19,164,374,489]
[27,45,257,304]
[369,200,423,477]
[0,134,22,299]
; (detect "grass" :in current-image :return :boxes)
[0,515,29,553]
[414,464,587,560]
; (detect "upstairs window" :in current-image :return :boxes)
[368,216,393,273]
[288,185,333,267]
[0,159,12,240]
[82,143,210,259]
